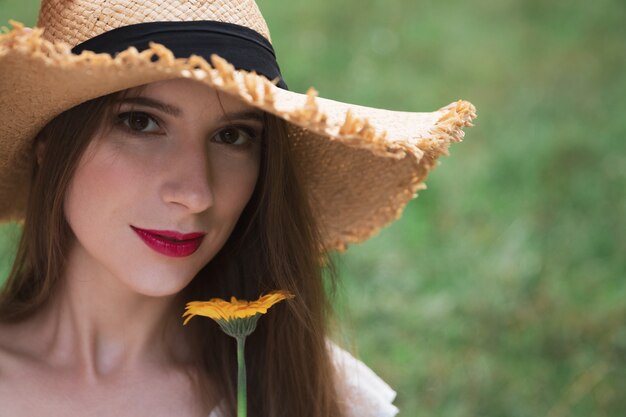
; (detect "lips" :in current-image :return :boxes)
[131,226,205,258]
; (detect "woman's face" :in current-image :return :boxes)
[63,78,262,297]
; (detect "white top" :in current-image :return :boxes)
[208,343,399,417]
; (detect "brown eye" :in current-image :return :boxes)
[214,127,255,145]
[119,112,160,133]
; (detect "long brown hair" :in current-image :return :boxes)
[0,89,344,417]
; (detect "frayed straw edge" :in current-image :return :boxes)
[421,100,478,156]
[330,101,477,251]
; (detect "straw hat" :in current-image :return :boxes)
[0,0,476,251]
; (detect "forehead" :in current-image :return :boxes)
[123,78,258,117]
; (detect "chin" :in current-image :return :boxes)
[122,268,198,298]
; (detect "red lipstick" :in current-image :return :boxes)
[131,226,205,258]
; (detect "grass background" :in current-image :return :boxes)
[1,0,625,415]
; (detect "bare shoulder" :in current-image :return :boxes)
[0,318,43,384]
[0,320,27,374]
[0,321,32,415]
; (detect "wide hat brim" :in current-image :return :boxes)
[0,23,476,251]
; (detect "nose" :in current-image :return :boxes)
[160,143,214,213]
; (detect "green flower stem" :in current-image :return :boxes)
[237,336,247,417]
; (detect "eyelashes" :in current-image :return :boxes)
[213,126,258,146]
[117,111,161,134]
[115,111,262,147]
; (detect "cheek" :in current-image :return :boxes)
[64,143,150,233]
[211,151,261,210]
[65,153,107,231]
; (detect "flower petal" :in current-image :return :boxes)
[182,290,295,325]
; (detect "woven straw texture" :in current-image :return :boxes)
[38,0,271,45]
[0,0,476,251]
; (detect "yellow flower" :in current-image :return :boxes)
[182,290,294,417]
[182,290,294,338]
[183,290,294,323]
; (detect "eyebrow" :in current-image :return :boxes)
[118,97,182,117]
[117,97,264,123]
[219,110,264,124]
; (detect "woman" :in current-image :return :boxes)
[0,0,476,416]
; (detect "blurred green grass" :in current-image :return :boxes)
[1,0,625,416]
